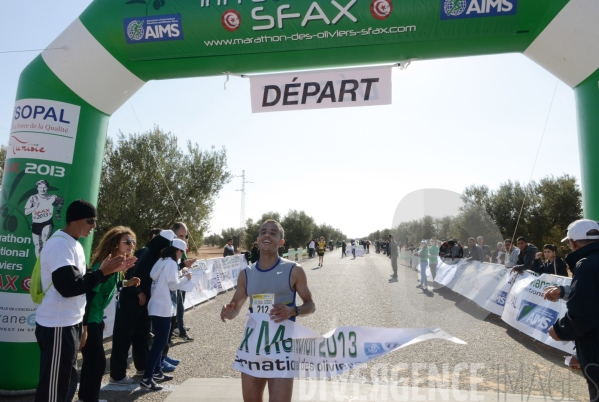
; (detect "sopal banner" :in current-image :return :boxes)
[234,313,465,378]
[0,99,81,343]
[250,66,392,113]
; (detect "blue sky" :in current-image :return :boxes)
[1,2,580,239]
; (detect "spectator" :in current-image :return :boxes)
[543,219,599,402]
[389,235,398,279]
[149,228,162,240]
[492,242,506,264]
[466,237,484,262]
[341,240,347,258]
[34,200,135,402]
[417,241,428,289]
[140,239,192,390]
[439,240,449,259]
[110,230,175,383]
[428,238,439,279]
[172,222,196,344]
[79,227,141,401]
[477,236,492,262]
[455,240,464,259]
[250,241,260,264]
[512,236,538,273]
[533,244,568,276]
[223,238,234,257]
[308,239,315,258]
[504,239,519,269]
[351,239,356,258]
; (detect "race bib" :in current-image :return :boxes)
[252,293,274,314]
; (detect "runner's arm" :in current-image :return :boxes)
[291,265,315,316]
[24,196,36,215]
[221,269,248,322]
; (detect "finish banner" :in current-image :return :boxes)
[234,313,465,378]
[249,66,392,113]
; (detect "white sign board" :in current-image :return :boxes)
[250,66,392,113]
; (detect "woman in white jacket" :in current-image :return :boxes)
[140,239,192,391]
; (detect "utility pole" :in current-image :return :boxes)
[236,170,253,229]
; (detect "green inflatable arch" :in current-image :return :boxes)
[1,0,598,393]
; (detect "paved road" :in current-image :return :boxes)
[8,251,588,401]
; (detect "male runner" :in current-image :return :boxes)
[221,219,315,402]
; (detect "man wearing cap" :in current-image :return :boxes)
[110,229,176,383]
[543,219,599,402]
[224,238,234,257]
[34,200,136,402]
[389,235,399,279]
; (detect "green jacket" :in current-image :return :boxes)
[428,245,439,263]
[418,246,429,262]
[83,262,120,325]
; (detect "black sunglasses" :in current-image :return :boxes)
[86,218,98,224]
[122,239,137,245]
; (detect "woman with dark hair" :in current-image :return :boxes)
[140,239,191,391]
[78,226,140,401]
[533,244,569,276]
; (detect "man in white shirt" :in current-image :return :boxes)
[34,200,136,402]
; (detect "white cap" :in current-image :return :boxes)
[159,230,176,241]
[172,238,187,251]
[561,219,599,242]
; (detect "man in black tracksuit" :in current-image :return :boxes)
[544,219,599,402]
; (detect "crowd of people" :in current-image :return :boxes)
[34,199,200,401]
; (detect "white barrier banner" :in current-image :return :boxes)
[434,259,467,287]
[234,313,465,378]
[501,273,574,354]
[451,261,485,296]
[481,270,519,316]
[467,264,510,308]
[250,66,392,113]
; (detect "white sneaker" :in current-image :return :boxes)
[109,376,134,385]
[173,328,180,336]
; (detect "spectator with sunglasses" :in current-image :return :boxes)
[78,227,141,400]
[110,229,176,384]
[34,200,136,402]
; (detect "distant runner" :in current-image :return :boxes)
[317,236,326,267]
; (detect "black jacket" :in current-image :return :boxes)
[553,242,599,371]
[513,244,538,272]
[123,234,172,298]
[532,256,568,276]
